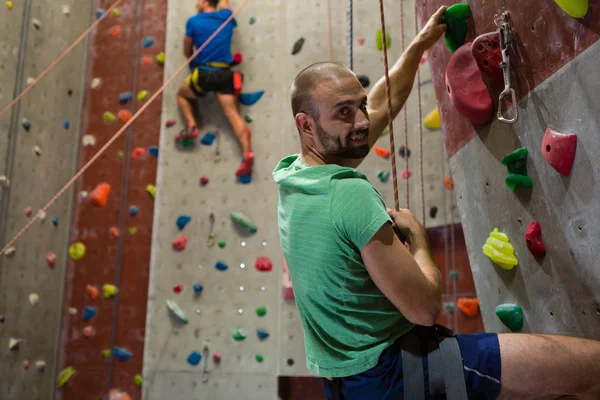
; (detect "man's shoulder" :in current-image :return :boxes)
[332,175,375,194]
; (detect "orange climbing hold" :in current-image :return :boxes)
[131,147,145,159]
[83,325,95,338]
[118,110,132,123]
[373,146,391,159]
[90,183,111,207]
[457,297,480,317]
[86,285,99,300]
[109,389,133,400]
[110,25,121,37]
[444,176,454,190]
[110,227,119,238]
[142,56,151,65]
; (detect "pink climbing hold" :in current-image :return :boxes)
[25,206,32,217]
[445,42,493,125]
[172,234,188,251]
[22,360,30,370]
[255,256,273,272]
[420,55,427,64]
[173,284,183,293]
[357,37,365,46]
[213,352,222,363]
[401,170,412,179]
[541,128,577,176]
[471,32,503,84]
[46,252,57,268]
[525,221,546,258]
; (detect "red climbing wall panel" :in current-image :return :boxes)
[418,1,600,157]
[57,0,166,398]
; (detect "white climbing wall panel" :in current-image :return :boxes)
[145,1,459,398]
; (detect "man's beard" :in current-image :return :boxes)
[315,122,370,159]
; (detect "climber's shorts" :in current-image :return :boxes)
[322,331,502,400]
[186,66,238,97]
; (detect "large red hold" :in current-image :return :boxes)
[541,128,577,176]
[445,42,493,125]
[172,235,188,251]
[255,256,272,272]
[471,32,503,84]
[525,221,546,258]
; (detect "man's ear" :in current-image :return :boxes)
[295,113,314,138]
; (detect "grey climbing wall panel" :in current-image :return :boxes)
[451,40,600,335]
[0,1,91,399]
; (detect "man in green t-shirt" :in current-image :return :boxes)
[273,5,600,400]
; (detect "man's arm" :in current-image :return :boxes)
[367,6,447,147]
[219,0,231,9]
[183,36,194,59]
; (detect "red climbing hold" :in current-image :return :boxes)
[173,284,183,293]
[200,176,209,186]
[255,256,273,272]
[172,234,188,251]
[165,119,176,127]
[213,352,222,363]
[401,170,412,179]
[444,176,454,190]
[471,32,503,84]
[233,52,242,64]
[142,56,151,65]
[131,147,145,159]
[525,221,546,258]
[445,43,493,125]
[25,206,32,217]
[541,128,577,176]
[46,252,57,268]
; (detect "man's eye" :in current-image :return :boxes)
[338,108,349,117]
[361,102,368,109]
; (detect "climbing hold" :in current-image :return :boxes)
[239,91,265,106]
[38,210,47,222]
[57,366,76,388]
[35,360,46,370]
[445,302,456,313]
[377,170,390,183]
[102,349,111,358]
[215,261,229,271]
[193,284,204,294]
[24,206,32,217]
[429,207,438,219]
[167,299,189,324]
[255,354,264,363]
[68,242,86,260]
[109,389,132,400]
[444,176,454,190]
[373,146,390,159]
[472,32,503,84]
[257,329,270,340]
[32,18,41,29]
[398,146,411,159]
[96,9,106,19]
[110,25,121,37]
[376,29,391,51]
[541,128,577,176]
[118,151,125,159]
[137,90,148,102]
[255,256,273,272]
[442,4,470,53]
[445,43,493,124]
[104,111,117,123]
[187,351,202,366]
[554,0,588,18]
[420,55,427,64]
[142,36,154,48]
[9,337,21,350]
[233,52,243,64]
[4,246,16,257]
[103,284,118,299]
[33,145,42,156]
[218,241,226,248]
[6,1,12,10]
[239,175,252,184]
[61,5,70,15]
[176,216,192,230]
[244,114,253,123]
[256,306,267,317]
[112,7,120,17]
[213,352,221,363]
[142,56,151,65]
[423,108,441,129]
[63,120,70,130]
[172,234,188,251]
[68,307,77,315]
[22,118,31,131]
[401,170,412,179]
[156,52,166,65]
[22,359,30,370]
[165,119,176,128]
[129,227,137,235]
[29,293,39,305]
[118,110,132,123]
[173,284,183,294]
[146,184,156,199]
[113,347,132,361]
[86,284,99,300]
[483,228,519,270]
[83,325,95,338]
[200,132,216,145]
[46,252,56,268]
[450,270,459,279]
[90,183,111,206]
[134,374,142,387]
[380,128,388,136]
[291,37,305,55]
[249,16,256,24]
[110,227,119,238]
[129,205,139,216]
[231,211,257,233]
[501,148,533,190]
[119,92,133,104]
[525,221,546,258]
[232,327,247,341]
[51,216,59,225]
[131,147,145,159]
[148,146,159,157]
[82,134,96,146]
[357,37,365,46]
[83,306,97,320]
[91,77,102,89]
[357,75,371,88]
[495,303,523,332]
[457,297,480,317]
[200,176,209,186]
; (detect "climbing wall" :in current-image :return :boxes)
[419,1,600,335]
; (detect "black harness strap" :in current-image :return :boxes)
[331,378,342,400]
[439,336,468,400]
[401,328,425,400]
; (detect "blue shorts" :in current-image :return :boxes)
[323,331,501,400]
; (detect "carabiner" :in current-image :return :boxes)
[498,87,518,124]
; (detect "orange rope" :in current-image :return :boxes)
[0,0,250,256]
[399,0,410,210]
[0,0,123,120]
[327,0,334,61]
[414,5,426,226]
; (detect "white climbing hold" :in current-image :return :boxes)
[82,134,97,146]
[62,5,70,15]
[9,337,21,350]
[33,146,41,156]
[38,210,47,222]
[90,78,102,89]
[32,18,41,29]
[35,360,47,370]
[27,77,35,85]
[68,307,77,315]
[79,190,88,199]
[29,293,39,305]
[4,246,16,257]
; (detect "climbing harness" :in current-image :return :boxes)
[495,12,518,124]
[201,344,210,383]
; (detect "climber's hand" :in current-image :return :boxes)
[416,6,447,50]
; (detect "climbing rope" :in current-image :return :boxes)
[347,0,353,70]
[327,0,334,61]
[413,6,426,226]
[399,0,410,210]
[0,0,123,120]
[0,0,250,256]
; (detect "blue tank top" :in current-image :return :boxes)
[185,9,237,67]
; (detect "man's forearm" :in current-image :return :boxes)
[411,233,443,301]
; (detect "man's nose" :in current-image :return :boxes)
[355,110,370,131]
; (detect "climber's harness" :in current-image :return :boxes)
[197,61,243,97]
[331,324,468,400]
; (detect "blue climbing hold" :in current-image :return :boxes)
[83,306,97,320]
[200,132,216,146]
[239,91,265,106]
[51,216,59,226]
[215,261,228,271]
[113,347,132,361]
[176,216,192,230]
[239,175,252,184]
[187,351,202,366]
[129,206,138,216]
[193,284,204,294]
[148,146,159,158]
[257,329,270,340]
[143,36,155,48]
[95,8,105,19]
[63,120,70,129]
[119,92,133,104]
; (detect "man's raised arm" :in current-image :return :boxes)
[219,0,231,9]
[367,6,447,147]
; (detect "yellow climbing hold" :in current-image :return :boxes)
[146,184,156,199]
[104,111,117,123]
[6,1,13,10]
[483,228,518,270]
[554,0,588,18]
[156,52,166,65]
[57,366,76,388]
[112,7,120,17]
[68,242,86,260]
[137,90,148,102]
[103,284,118,299]
[134,374,143,387]
[380,128,389,137]
[424,108,441,129]
[102,349,111,358]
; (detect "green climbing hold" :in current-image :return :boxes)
[244,114,253,123]
[256,306,267,317]
[232,326,247,341]
[129,227,137,235]
[501,148,532,190]
[554,0,588,18]
[179,137,194,148]
[376,29,391,51]
[103,284,118,299]
[57,366,76,388]
[118,151,124,159]
[112,7,120,17]
[445,302,455,313]
[249,16,256,25]
[442,4,471,53]
[377,170,390,183]
[103,111,117,123]
[166,299,189,324]
[218,241,226,248]
[230,211,257,233]
[450,270,459,279]
[102,349,111,359]
[495,303,523,332]
[255,354,264,363]
[134,374,142,387]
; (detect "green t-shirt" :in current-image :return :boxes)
[273,154,414,378]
